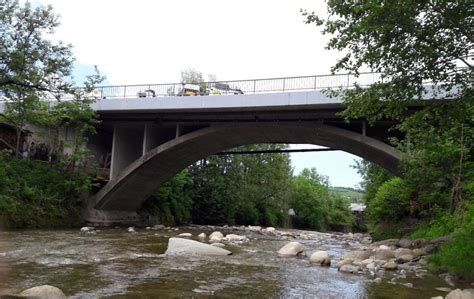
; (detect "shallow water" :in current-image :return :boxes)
[0,228,464,298]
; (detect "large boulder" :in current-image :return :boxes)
[395,248,413,258]
[383,261,398,270]
[265,227,276,233]
[209,231,224,242]
[371,239,399,248]
[345,250,372,261]
[375,248,395,260]
[309,251,331,266]
[278,241,306,257]
[446,289,474,299]
[339,264,360,274]
[397,239,413,249]
[19,285,67,299]
[165,237,231,256]
[337,258,354,268]
[223,234,248,242]
[396,254,414,264]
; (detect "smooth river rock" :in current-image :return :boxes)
[309,251,331,266]
[209,231,224,242]
[339,264,360,274]
[383,262,398,270]
[223,234,248,242]
[278,241,306,257]
[446,289,474,299]
[19,285,67,299]
[375,248,395,260]
[198,233,207,240]
[177,233,192,238]
[337,258,354,268]
[165,237,232,256]
[395,248,413,257]
[345,250,372,261]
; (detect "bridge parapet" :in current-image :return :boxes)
[86,72,382,99]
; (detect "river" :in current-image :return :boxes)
[0,227,463,298]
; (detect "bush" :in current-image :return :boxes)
[145,170,193,226]
[0,153,91,228]
[410,202,474,279]
[368,177,411,223]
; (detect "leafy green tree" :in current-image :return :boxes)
[1,0,104,165]
[180,68,204,84]
[189,144,293,227]
[303,1,472,123]
[145,170,193,226]
[304,1,473,216]
[1,0,75,155]
[290,168,354,230]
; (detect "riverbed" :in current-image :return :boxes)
[0,227,464,298]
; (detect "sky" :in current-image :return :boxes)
[36,0,363,188]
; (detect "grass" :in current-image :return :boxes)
[329,187,364,202]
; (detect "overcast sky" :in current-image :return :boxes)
[37,0,363,188]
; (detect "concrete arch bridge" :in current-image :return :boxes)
[84,73,424,225]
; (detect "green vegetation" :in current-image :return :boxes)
[0,152,92,228]
[306,0,473,278]
[329,186,363,202]
[145,145,355,231]
[0,0,102,228]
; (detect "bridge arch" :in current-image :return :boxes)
[89,122,401,214]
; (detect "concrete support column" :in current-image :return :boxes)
[110,124,145,179]
[143,124,162,155]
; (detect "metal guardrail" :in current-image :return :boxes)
[88,72,382,99]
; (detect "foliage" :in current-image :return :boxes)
[303,0,472,123]
[353,160,393,204]
[189,144,293,227]
[0,151,92,228]
[368,177,411,224]
[145,170,193,226]
[0,0,103,162]
[329,186,364,202]
[180,68,205,84]
[291,168,354,230]
[1,0,75,154]
[411,202,474,279]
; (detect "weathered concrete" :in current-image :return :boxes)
[87,122,401,223]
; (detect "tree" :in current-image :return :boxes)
[1,0,77,155]
[302,1,472,123]
[304,1,473,214]
[180,68,204,84]
[1,0,103,162]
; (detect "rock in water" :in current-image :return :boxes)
[127,227,136,233]
[278,241,306,257]
[265,227,276,233]
[165,237,231,256]
[209,231,224,242]
[446,289,474,299]
[309,251,331,266]
[383,262,398,270]
[20,285,67,299]
[375,248,395,260]
[177,233,192,238]
[198,233,207,240]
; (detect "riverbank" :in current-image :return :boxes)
[1,225,472,298]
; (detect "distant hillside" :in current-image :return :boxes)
[329,187,364,202]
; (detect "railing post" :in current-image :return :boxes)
[282,78,286,92]
[253,80,256,93]
[346,74,350,88]
[123,86,127,98]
